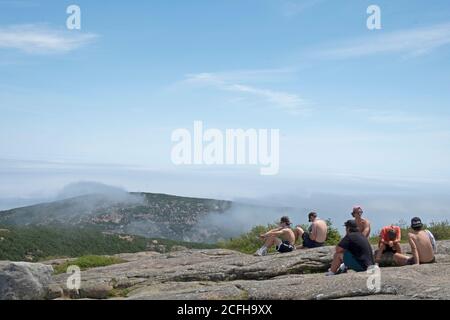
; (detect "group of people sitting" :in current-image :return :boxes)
[254,206,437,276]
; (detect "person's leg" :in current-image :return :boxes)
[256,236,281,256]
[375,243,386,263]
[263,236,276,249]
[393,253,410,266]
[393,242,402,254]
[295,227,304,241]
[264,236,282,250]
[343,251,365,272]
[274,237,282,249]
[293,228,300,243]
[330,252,343,273]
[294,227,306,249]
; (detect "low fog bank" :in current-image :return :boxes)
[192,203,302,242]
[3,158,450,208]
[1,181,448,237]
[56,181,144,204]
[0,181,144,211]
[0,160,448,238]
[200,193,450,237]
[0,182,146,226]
[0,197,52,211]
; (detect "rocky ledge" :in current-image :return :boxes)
[1,241,450,300]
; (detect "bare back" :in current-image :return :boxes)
[281,228,296,244]
[410,231,434,263]
[312,219,328,243]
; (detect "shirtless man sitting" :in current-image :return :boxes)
[255,216,296,256]
[352,206,371,238]
[394,217,436,266]
[294,212,328,249]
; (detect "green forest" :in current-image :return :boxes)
[0,224,216,262]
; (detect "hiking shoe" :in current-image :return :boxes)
[337,263,348,274]
[325,269,336,276]
[254,247,267,256]
[327,264,347,276]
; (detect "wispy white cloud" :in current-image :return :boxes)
[318,22,450,59]
[183,72,308,115]
[197,67,298,83]
[0,24,97,54]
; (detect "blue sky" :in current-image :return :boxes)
[1,0,450,228]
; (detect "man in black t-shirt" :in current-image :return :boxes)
[326,220,375,275]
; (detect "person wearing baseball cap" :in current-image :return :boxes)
[351,206,371,239]
[393,217,436,266]
[326,219,375,275]
[294,212,328,249]
[255,216,296,256]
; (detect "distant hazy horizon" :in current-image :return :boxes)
[1,158,448,235]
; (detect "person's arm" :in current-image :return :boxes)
[409,234,420,265]
[379,228,386,245]
[263,229,284,238]
[395,227,401,244]
[260,227,282,238]
[335,245,345,254]
[361,221,371,238]
[337,236,349,253]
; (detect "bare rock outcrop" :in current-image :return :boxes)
[2,240,450,300]
[50,241,450,300]
[0,262,56,300]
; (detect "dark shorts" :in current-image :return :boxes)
[276,241,294,253]
[302,233,324,249]
[343,251,367,272]
[407,256,436,265]
[382,245,397,254]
